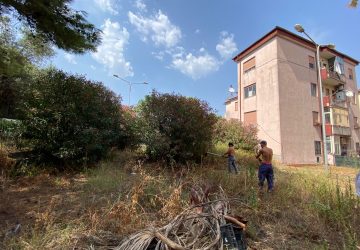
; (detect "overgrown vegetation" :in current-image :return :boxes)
[18,69,129,167]
[138,91,217,164]
[1,151,358,249]
[213,118,258,150]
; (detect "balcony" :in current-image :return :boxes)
[326,124,351,136]
[323,96,347,108]
[321,68,346,86]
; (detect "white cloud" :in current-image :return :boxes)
[90,65,96,70]
[152,51,165,61]
[134,0,147,12]
[91,19,133,77]
[64,53,77,64]
[94,0,118,15]
[171,48,220,80]
[216,31,238,60]
[128,10,182,48]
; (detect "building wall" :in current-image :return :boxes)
[238,38,282,160]
[224,98,240,120]
[344,60,360,153]
[276,36,323,164]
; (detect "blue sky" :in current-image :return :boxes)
[51,0,360,115]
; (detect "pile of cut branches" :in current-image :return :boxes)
[116,185,247,250]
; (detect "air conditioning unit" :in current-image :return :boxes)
[335,91,346,101]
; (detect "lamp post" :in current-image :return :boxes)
[113,74,148,106]
[294,24,335,171]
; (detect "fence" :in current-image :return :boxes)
[334,156,360,167]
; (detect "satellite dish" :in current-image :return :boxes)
[356,172,360,197]
[345,90,354,97]
[228,85,236,93]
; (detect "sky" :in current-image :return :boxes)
[51,0,360,115]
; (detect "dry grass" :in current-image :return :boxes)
[1,150,359,249]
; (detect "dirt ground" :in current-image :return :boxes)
[0,174,87,241]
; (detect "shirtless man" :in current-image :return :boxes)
[223,142,239,174]
[255,140,274,192]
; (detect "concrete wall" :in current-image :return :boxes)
[225,98,240,120]
[238,38,282,160]
[344,60,360,152]
[277,36,322,164]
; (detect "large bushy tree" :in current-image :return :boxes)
[0,0,101,53]
[138,91,217,164]
[20,69,128,167]
[213,118,258,151]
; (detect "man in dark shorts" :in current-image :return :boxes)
[255,140,274,192]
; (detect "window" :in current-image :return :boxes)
[356,143,360,153]
[355,117,358,128]
[326,136,332,153]
[324,107,331,124]
[243,57,255,73]
[314,141,321,155]
[326,88,330,96]
[325,113,331,124]
[335,143,341,155]
[311,83,317,97]
[244,84,256,98]
[234,101,238,111]
[312,111,319,125]
[309,56,315,69]
[348,68,353,80]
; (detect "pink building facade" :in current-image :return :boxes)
[232,27,360,164]
[224,96,240,120]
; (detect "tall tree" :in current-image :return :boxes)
[0,16,53,118]
[349,0,358,8]
[0,0,101,53]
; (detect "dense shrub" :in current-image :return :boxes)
[138,91,217,164]
[19,69,128,167]
[213,118,258,150]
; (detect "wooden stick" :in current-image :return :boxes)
[224,215,246,229]
[153,231,186,250]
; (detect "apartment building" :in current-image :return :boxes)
[232,26,359,164]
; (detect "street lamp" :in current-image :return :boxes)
[294,24,335,171]
[113,74,148,106]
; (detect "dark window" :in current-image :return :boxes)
[326,88,330,96]
[349,68,353,80]
[309,56,315,69]
[244,84,256,98]
[311,83,317,97]
[313,111,319,125]
[315,141,321,155]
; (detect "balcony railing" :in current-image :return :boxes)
[325,124,351,136]
[321,68,346,86]
[323,96,347,108]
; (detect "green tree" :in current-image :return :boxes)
[0,16,54,118]
[349,0,358,7]
[19,69,127,167]
[0,0,101,53]
[213,118,258,151]
[138,91,217,164]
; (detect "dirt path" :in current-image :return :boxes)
[0,174,87,239]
